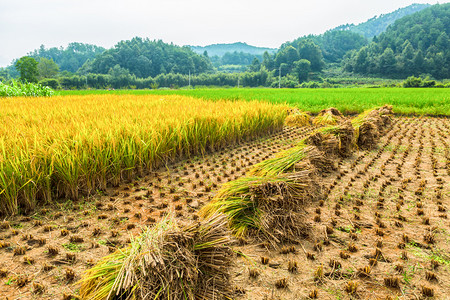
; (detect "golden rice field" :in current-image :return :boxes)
[0,95,287,215]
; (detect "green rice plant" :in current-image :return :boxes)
[79,214,233,300]
[62,88,449,116]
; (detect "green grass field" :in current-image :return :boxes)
[59,88,449,116]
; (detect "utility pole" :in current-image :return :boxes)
[238,74,240,88]
[188,70,191,88]
[278,65,281,88]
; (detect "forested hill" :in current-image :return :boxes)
[85,37,213,77]
[280,30,368,63]
[333,3,431,39]
[190,42,277,57]
[343,3,450,79]
[28,43,105,73]
[278,3,431,64]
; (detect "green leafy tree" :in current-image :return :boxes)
[247,58,261,72]
[293,59,311,83]
[262,51,274,70]
[378,48,397,74]
[37,58,59,79]
[412,50,425,74]
[298,40,324,72]
[15,56,39,82]
[274,46,299,71]
[354,47,369,74]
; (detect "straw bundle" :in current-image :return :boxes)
[79,214,233,300]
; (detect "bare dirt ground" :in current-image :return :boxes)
[233,116,450,300]
[0,116,448,300]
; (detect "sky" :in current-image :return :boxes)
[0,0,447,67]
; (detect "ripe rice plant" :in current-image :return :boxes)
[200,171,317,239]
[0,95,287,215]
[351,105,393,149]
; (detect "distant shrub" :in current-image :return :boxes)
[39,78,60,90]
[402,76,436,88]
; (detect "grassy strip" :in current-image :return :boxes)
[59,88,450,116]
[0,95,287,215]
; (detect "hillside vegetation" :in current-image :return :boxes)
[344,3,450,79]
[334,3,430,38]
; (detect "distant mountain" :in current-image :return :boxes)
[190,42,277,57]
[333,3,431,39]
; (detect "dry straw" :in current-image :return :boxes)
[284,109,311,127]
[312,107,344,126]
[352,105,393,149]
[79,214,233,300]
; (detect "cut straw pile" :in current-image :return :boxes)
[79,214,233,300]
[312,107,344,126]
[352,105,393,149]
[201,106,395,245]
[305,120,355,158]
[285,109,311,127]
[201,141,327,243]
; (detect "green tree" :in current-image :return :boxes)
[354,47,369,74]
[247,58,261,72]
[0,68,10,81]
[37,58,59,79]
[378,48,397,75]
[262,51,274,70]
[413,50,425,74]
[298,40,324,71]
[15,56,39,82]
[293,59,311,83]
[274,46,299,70]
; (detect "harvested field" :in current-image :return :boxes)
[0,124,315,299]
[0,112,449,299]
[232,116,450,299]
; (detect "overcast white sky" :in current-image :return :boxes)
[0,0,447,67]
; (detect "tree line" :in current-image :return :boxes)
[1,3,448,88]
